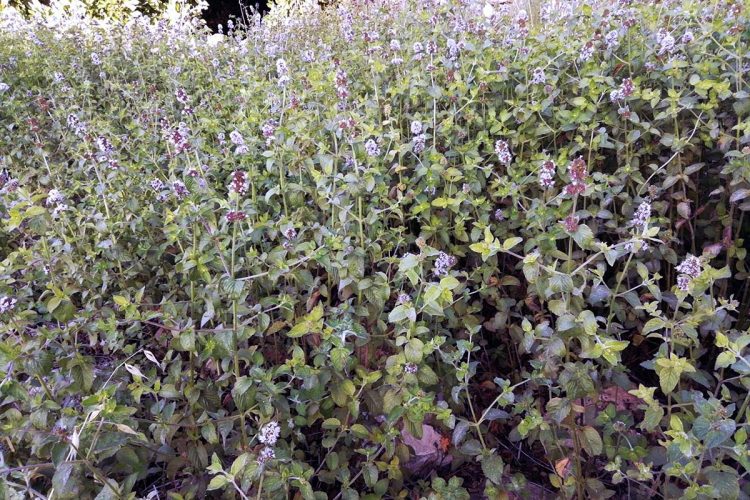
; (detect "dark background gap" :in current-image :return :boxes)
[203,0,270,30]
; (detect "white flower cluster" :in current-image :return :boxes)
[0,296,17,314]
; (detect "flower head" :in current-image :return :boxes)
[530,67,546,85]
[259,421,281,446]
[228,171,249,196]
[561,215,579,233]
[46,189,64,206]
[174,88,189,105]
[565,156,588,195]
[630,199,652,228]
[434,252,457,277]
[365,138,381,157]
[676,254,701,278]
[227,210,247,222]
[0,296,17,314]
[495,140,512,165]
[677,274,691,291]
[539,160,556,188]
[413,133,426,154]
[276,58,290,87]
[579,41,595,61]
[172,181,189,199]
[657,30,675,55]
[258,446,275,465]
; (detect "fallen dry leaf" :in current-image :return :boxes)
[401,423,452,474]
[555,457,572,479]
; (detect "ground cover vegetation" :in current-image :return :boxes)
[1,0,750,497]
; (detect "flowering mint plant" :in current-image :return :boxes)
[0,0,748,498]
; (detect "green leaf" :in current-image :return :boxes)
[404,338,424,363]
[642,318,665,334]
[481,453,505,485]
[388,304,416,323]
[207,475,229,491]
[399,253,420,273]
[331,379,355,407]
[641,405,664,431]
[502,237,522,251]
[654,354,695,394]
[322,418,341,429]
[580,426,603,456]
[288,304,324,338]
[704,420,736,449]
[715,351,736,369]
[52,463,85,500]
[230,453,251,476]
[330,347,350,371]
[113,295,130,308]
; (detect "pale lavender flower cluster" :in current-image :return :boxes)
[335,68,349,103]
[228,171,249,196]
[66,114,87,137]
[656,30,675,56]
[630,199,652,228]
[610,78,635,102]
[0,296,17,314]
[565,156,588,195]
[95,135,119,169]
[167,123,191,155]
[261,120,278,146]
[276,58,290,87]
[411,120,426,154]
[579,41,595,62]
[404,362,418,374]
[539,160,556,188]
[675,254,701,291]
[257,446,275,464]
[495,140,512,165]
[446,38,461,60]
[412,42,425,61]
[172,181,189,200]
[434,251,457,277]
[257,421,280,466]
[397,292,411,305]
[365,138,380,157]
[229,130,248,155]
[46,189,68,218]
[96,135,114,155]
[605,30,620,50]
[46,189,64,206]
[150,179,164,191]
[174,88,193,114]
[339,7,354,43]
[175,88,189,105]
[390,39,403,65]
[530,67,546,85]
[259,421,280,445]
[681,31,694,44]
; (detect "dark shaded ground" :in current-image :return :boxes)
[203,0,269,30]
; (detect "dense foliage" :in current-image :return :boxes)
[1,0,749,498]
[2,0,201,22]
